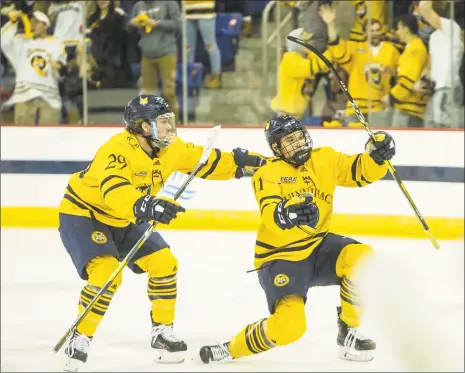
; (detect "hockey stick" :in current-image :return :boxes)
[52,125,222,353]
[287,36,440,250]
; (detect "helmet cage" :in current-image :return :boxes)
[273,128,313,167]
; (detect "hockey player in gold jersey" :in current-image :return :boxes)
[58,95,265,371]
[199,115,396,364]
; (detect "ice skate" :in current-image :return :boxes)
[63,330,92,372]
[337,306,376,362]
[199,342,233,364]
[151,322,187,363]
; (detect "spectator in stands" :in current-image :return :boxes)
[417,0,464,128]
[87,0,133,88]
[349,0,387,42]
[271,28,331,119]
[321,4,400,127]
[1,10,67,125]
[1,1,16,77]
[382,14,430,128]
[47,0,85,123]
[129,1,181,124]
[302,0,331,53]
[184,0,222,89]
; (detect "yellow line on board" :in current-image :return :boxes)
[0,207,463,240]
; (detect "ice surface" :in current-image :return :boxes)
[1,229,463,372]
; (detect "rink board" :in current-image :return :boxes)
[1,126,463,239]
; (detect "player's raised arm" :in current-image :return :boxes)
[175,138,266,180]
[336,131,395,187]
[0,11,22,65]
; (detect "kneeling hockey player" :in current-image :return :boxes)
[199,114,396,364]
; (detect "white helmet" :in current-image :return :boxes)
[285,28,313,53]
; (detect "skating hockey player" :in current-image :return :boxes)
[58,95,265,371]
[199,115,396,364]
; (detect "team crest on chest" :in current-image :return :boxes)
[91,231,107,244]
[274,274,289,287]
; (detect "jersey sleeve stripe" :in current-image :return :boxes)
[100,175,130,190]
[102,181,132,199]
[66,185,124,219]
[351,154,363,187]
[259,195,282,207]
[199,148,221,179]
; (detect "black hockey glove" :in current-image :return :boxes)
[274,193,319,230]
[232,147,267,179]
[133,196,185,225]
[365,131,396,165]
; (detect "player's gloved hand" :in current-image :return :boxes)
[232,148,267,179]
[365,131,396,165]
[133,195,185,224]
[274,193,319,230]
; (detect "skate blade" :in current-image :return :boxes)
[338,346,374,362]
[153,349,186,364]
[62,358,84,372]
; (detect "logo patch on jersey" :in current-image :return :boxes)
[274,274,289,287]
[91,231,107,244]
[135,171,147,177]
[302,175,315,185]
[299,166,308,172]
[153,160,161,165]
[278,177,297,184]
[31,55,47,77]
[139,96,148,106]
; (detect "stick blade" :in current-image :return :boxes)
[199,125,221,165]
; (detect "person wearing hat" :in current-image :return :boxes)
[0,9,67,125]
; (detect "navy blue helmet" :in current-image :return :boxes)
[123,95,175,148]
[265,115,313,166]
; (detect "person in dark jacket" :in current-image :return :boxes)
[87,0,133,88]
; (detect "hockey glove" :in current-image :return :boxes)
[133,196,185,225]
[274,193,319,230]
[232,147,267,179]
[365,131,396,165]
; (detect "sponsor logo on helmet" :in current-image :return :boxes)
[274,274,289,287]
[139,96,148,106]
[91,231,107,244]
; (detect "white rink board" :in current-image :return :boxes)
[1,127,464,219]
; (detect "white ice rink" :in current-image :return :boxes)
[1,229,464,372]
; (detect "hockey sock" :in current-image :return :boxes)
[339,276,362,327]
[228,295,305,359]
[134,249,177,325]
[335,243,375,327]
[76,256,122,337]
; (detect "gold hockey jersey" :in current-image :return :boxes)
[184,0,216,19]
[251,147,387,269]
[389,37,429,119]
[59,129,238,227]
[349,0,387,42]
[271,50,332,117]
[328,38,399,116]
